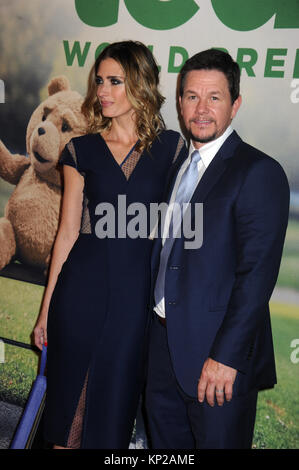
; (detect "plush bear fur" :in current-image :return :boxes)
[0,76,87,272]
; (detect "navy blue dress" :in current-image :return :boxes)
[44,130,186,448]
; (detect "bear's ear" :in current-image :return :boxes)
[48,76,71,96]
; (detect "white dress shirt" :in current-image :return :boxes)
[154,125,234,318]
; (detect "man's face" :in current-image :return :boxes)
[179,69,242,148]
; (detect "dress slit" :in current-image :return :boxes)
[66,371,89,448]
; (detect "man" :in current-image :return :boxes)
[145,49,290,449]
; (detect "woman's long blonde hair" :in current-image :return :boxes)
[81,41,165,153]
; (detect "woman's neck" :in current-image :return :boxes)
[105,114,138,145]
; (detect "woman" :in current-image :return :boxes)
[33,40,186,449]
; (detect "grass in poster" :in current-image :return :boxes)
[0,277,43,406]
[0,276,298,448]
[253,303,299,449]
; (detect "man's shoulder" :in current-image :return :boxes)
[234,137,289,188]
[232,134,283,169]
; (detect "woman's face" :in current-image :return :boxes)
[96,58,134,121]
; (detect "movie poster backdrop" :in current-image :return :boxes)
[0,1,298,449]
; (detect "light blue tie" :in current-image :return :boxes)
[154,150,201,308]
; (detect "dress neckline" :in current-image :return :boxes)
[97,133,138,166]
[120,142,139,167]
[97,133,143,182]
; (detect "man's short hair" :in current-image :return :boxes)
[179,49,240,103]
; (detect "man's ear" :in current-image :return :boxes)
[178,95,183,113]
[231,95,242,120]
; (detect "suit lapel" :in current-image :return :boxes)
[189,130,242,204]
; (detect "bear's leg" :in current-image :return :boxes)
[0,217,16,270]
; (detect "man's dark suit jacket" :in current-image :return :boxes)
[150,130,290,398]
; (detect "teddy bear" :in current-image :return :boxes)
[0,76,88,274]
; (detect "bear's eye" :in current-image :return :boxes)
[42,114,46,121]
[62,120,71,133]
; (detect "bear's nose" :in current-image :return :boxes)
[38,127,46,136]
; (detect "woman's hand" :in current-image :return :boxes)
[33,310,48,351]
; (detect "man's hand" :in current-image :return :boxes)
[197,358,237,406]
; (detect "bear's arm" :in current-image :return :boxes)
[0,140,30,185]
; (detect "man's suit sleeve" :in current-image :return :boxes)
[209,155,290,373]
